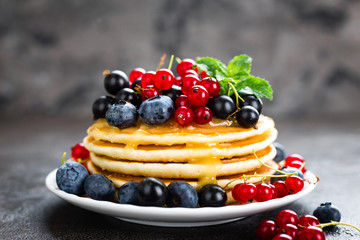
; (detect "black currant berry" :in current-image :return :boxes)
[104,70,129,95]
[236,105,259,128]
[208,95,236,119]
[198,184,227,207]
[231,90,263,114]
[92,96,116,119]
[131,78,142,92]
[138,177,168,207]
[161,85,182,102]
[115,88,141,108]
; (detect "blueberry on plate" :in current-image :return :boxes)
[92,96,116,119]
[167,181,198,208]
[198,184,227,207]
[273,142,286,163]
[104,70,129,95]
[271,167,304,184]
[106,100,138,129]
[139,95,174,125]
[56,161,89,195]
[84,174,116,201]
[313,202,341,223]
[138,177,168,207]
[117,181,140,205]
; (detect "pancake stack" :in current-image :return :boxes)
[84,115,278,204]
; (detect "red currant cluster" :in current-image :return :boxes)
[256,209,325,240]
[128,58,221,126]
[232,154,306,204]
[71,143,90,170]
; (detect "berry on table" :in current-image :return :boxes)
[174,106,194,126]
[92,96,116,119]
[117,181,140,205]
[71,143,90,161]
[313,202,341,224]
[187,85,209,107]
[285,175,304,194]
[56,161,89,195]
[254,183,273,202]
[272,234,293,240]
[140,85,160,101]
[299,214,320,227]
[166,181,198,208]
[208,95,236,119]
[194,106,212,125]
[138,177,168,207]
[236,105,259,128]
[84,174,116,201]
[275,209,299,227]
[198,184,227,207]
[177,58,195,77]
[141,71,156,87]
[232,183,257,203]
[277,223,298,239]
[129,67,146,83]
[298,226,325,240]
[154,68,175,90]
[104,70,130,95]
[139,95,174,125]
[105,100,138,129]
[256,219,278,240]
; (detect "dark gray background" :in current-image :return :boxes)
[1,1,360,239]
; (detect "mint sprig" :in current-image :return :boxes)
[196,54,273,100]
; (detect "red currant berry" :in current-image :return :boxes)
[269,184,278,199]
[273,181,289,198]
[141,85,160,101]
[199,70,207,79]
[272,234,293,240]
[298,215,320,227]
[174,106,194,126]
[254,183,273,202]
[277,224,298,239]
[184,69,198,77]
[285,175,304,194]
[177,58,195,77]
[298,226,325,240]
[275,210,299,227]
[232,183,257,203]
[200,77,221,97]
[175,95,189,108]
[287,160,306,174]
[71,143,90,160]
[187,85,209,107]
[256,219,278,240]
[194,106,212,125]
[181,74,200,95]
[141,71,156,87]
[174,76,182,86]
[154,68,175,90]
[129,67,146,83]
[285,154,305,167]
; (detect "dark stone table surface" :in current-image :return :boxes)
[1,115,359,240]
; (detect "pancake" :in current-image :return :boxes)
[87,115,275,145]
[89,145,276,179]
[84,127,278,162]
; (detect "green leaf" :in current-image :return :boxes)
[228,55,252,78]
[196,57,228,79]
[235,76,273,100]
[219,78,236,95]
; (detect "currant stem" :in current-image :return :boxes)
[61,152,66,165]
[168,54,174,70]
[227,82,244,108]
[175,57,182,64]
[319,221,360,232]
[252,149,288,175]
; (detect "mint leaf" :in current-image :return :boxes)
[218,78,236,95]
[228,55,252,78]
[235,76,273,100]
[196,57,228,79]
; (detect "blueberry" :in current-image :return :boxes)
[271,167,304,183]
[84,174,116,201]
[139,95,174,125]
[167,181,198,208]
[236,105,259,128]
[313,202,341,224]
[198,184,227,207]
[92,96,116,119]
[161,85,183,102]
[208,95,236,119]
[138,177,168,207]
[106,100,138,129]
[115,88,141,108]
[273,142,286,163]
[117,181,140,205]
[56,161,89,195]
[104,70,129,95]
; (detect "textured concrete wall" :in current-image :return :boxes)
[1,0,360,118]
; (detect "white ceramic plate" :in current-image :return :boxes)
[45,169,317,227]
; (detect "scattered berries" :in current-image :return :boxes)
[256,219,278,240]
[313,202,341,224]
[275,210,299,227]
